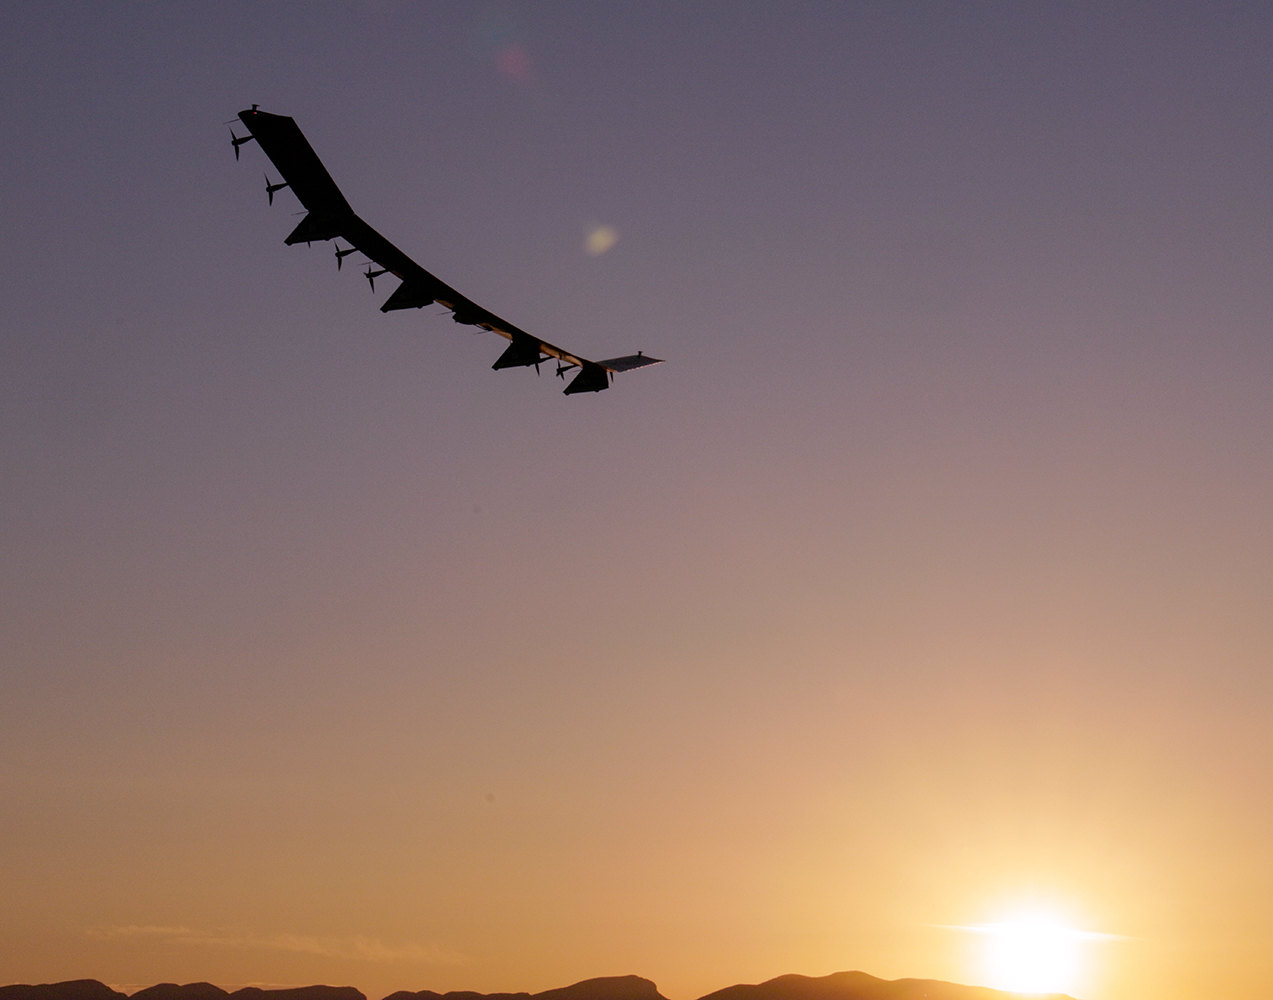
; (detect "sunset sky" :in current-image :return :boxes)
[3,4,1272,1000]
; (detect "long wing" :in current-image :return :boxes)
[237,108,662,395]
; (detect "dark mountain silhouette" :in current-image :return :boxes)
[0,974,1075,1000]
[0,987,364,1000]
[539,977,665,1000]
[385,976,665,1000]
[696,972,1075,1000]
[230,990,363,1000]
[0,983,128,1000]
[132,985,228,1000]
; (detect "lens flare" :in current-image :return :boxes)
[585,224,619,256]
[496,42,532,82]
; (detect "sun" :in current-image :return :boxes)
[981,912,1083,994]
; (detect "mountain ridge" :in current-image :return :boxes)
[0,971,1078,1000]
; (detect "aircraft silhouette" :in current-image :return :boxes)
[234,106,663,394]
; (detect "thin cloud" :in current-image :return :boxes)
[932,923,1132,941]
[87,925,468,964]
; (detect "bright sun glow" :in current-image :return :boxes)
[981,913,1083,995]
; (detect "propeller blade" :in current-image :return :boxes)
[228,127,254,161]
[334,244,358,270]
[264,174,290,205]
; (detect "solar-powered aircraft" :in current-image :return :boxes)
[231,107,663,394]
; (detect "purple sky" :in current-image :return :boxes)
[3,4,1273,1000]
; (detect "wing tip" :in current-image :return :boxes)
[598,352,664,373]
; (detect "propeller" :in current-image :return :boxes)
[334,243,358,270]
[364,266,388,292]
[264,174,289,205]
[227,126,255,161]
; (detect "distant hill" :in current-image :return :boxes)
[0,973,1073,1000]
[0,982,128,1000]
[386,977,665,1000]
[0,986,364,1000]
[696,971,1075,1000]
[132,985,229,1000]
